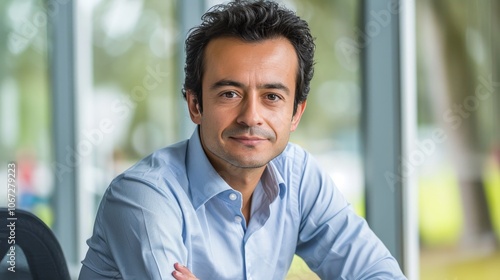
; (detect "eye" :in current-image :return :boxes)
[221,91,239,98]
[265,93,282,101]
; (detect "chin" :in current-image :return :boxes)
[235,163,268,169]
[229,158,269,169]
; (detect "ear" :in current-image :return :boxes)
[186,90,202,124]
[290,101,307,132]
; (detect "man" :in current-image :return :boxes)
[80,1,407,279]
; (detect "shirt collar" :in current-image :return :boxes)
[262,160,287,200]
[186,128,286,209]
[187,128,232,209]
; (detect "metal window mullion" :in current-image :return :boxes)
[177,0,207,139]
[48,0,78,269]
[361,0,404,270]
[400,0,419,279]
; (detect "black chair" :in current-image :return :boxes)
[0,208,71,280]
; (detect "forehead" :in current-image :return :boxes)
[202,36,298,86]
[204,36,297,62]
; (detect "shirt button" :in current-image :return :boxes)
[229,193,237,201]
[234,216,242,223]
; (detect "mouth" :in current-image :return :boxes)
[229,136,268,146]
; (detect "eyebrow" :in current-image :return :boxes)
[210,79,291,95]
[210,79,244,90]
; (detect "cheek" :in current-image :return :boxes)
[267,115,294,139]
[201,112,228,132]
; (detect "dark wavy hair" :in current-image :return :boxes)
[182,0,315,115]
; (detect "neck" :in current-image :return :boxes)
[219,166,264,199]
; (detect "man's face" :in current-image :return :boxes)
[187,36,306,171]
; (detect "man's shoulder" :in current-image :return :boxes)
[96,140,191,223]
[114,139,189,190]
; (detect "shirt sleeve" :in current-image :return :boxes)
[80,174,187,280]
[295,153,407,280]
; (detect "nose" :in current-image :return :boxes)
[236,95,263,127]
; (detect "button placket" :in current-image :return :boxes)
[234,215,243,223]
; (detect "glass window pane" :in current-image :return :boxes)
[0,0,54,227]
[416,0,500,278]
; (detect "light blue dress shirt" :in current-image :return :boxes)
[80,128,406,280]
